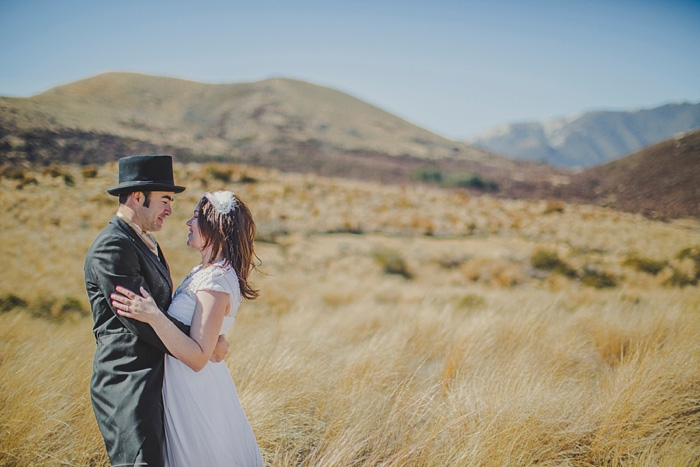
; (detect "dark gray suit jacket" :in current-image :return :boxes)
[84,216,188,466]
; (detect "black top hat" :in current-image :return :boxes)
[107,154,186,196]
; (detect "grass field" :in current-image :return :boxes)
[1,163,699,466]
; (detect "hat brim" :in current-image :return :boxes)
[107,182,186,196]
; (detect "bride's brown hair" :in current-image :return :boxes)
[197,194,259,300]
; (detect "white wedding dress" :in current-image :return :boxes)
[163,261,263,467]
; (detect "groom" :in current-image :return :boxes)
[84,155,228,466]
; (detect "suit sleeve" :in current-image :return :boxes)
[89,233,190,353]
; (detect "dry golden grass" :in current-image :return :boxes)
[1,163,700,466]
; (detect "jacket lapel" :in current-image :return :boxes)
[111,216,173,290]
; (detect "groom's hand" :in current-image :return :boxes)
[210,334,230,362]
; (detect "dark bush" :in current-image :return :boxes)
[411,169,443,184]
[204,164,234,183]
[622,255,668,276]
[581,267,618,289]
[531,249,577,278]
[543,200,565,214]
[410,169,499,191]
[374,250,413,279]
[42,164,66,178]
[450,173,498,191]
[82,164,99,178]
[0,293,28,313]
[16,176,38,189]
[677,246,700,280]
[239,173,258,184]
[664,269,698,287]
[437,256,469,269]
[4,167,27,180]
[30,296,89,320]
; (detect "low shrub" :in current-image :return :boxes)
[581,266,618,289]
[239,173,258,184]
[450,173,498,191]
[531,248,577,278]
[663,268,698,287]
[410,169,499,192]
[0,293,28,313]
[437,256,469,270]
[4,167,27,180]
[374,250,413,279]
[622,254,668,276]
[42,164,67,178]
[543,200,565,214]
[411,169,443,184]
[16,176,38,189]
[81,165,99,178]
[677,246,700,280]
[456,294,485,309]
[327,221,364,235]
[204,163,235,183]
[29,296,89,320]
[0,293,88,319]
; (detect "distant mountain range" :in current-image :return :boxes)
[468,102,700,168]
[1,72,699,219]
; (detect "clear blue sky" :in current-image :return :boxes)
[1,0,699,139]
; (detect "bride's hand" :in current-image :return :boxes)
[112,286,160,323]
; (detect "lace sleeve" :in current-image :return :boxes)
[191,264,242,313]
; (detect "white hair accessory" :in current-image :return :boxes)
[204,191,238,215]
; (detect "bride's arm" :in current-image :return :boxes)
[113,286,229,371]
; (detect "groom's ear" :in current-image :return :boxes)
[126,191,150,208]
[132,191,144,204]
[123,191,141,207]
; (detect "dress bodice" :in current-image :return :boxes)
[167,261,241,334]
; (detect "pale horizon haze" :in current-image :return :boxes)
[1,0,699,140]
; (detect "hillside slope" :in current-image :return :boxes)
[561,129,700,218]
[468,102,700,168]
[1,72,488,161]
[0,71,562,190]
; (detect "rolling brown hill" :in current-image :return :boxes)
[0,72,560,189]
[1,72,697,219]
[557,129,700,219]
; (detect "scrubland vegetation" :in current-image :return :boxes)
[1,163,700,466]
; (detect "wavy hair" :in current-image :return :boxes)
[197,194,259,300]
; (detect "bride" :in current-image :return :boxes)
[111,191,264,466]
